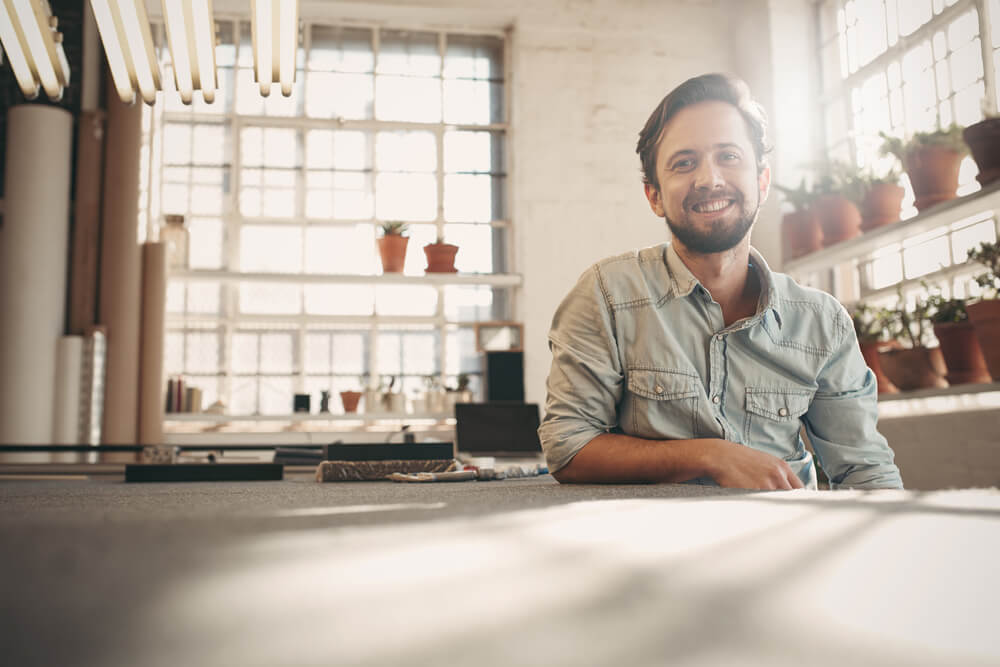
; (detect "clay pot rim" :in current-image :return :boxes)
[423,242,459,250]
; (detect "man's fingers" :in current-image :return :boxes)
[786,466,804,489]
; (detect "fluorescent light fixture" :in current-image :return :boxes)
[251,0,298,97]
[161,0,217,105]
[0,0,69,100]
[90,0,161,105]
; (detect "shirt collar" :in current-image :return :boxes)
[663,243,783,329]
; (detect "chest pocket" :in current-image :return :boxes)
[744,388,812,456]
[625,369,700,440]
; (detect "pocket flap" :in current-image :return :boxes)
[627,369,699,400]
[745,389,811,421]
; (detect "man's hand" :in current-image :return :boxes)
[706,439,805,490]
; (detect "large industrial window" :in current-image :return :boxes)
[141,20,509,416]
[816,0,998,300]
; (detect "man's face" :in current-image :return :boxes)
[643,100,770,255]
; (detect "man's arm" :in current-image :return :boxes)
[801,304,904,489]
[538,266,803,490]
[554,432,804,489]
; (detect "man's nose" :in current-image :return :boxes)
[693,159,725,190]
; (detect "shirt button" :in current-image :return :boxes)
[778,407,789,417]
[712,395,720,404]
[654,385,664,394]
[716,334,724,341]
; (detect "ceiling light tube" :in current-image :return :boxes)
[161,0,193,103]
[11,0,61,99]
[251,0,271,97]
[0,0,39,99]
[278,0,296,96]
[89,0,134,104]
[117,0,159,104]
[190,0,216,103]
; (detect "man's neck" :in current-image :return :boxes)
[673,239,760,327]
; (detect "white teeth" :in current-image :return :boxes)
[694,199,731,213]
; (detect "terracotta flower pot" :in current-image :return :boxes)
[423,242,459,273]
[966,299,1000,380]
[781,210,823,260]
[339,390,362,413]
[810,194,861,246]
[860,183,905,231]
[904,145,963,212]
[859,341,899,394]
[963,117,1000,187]
[377,234,408,273]
[932,321,992,385]
[878,346,948,391]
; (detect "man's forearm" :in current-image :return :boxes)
[552,432,720,484]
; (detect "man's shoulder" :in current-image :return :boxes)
[585,244,672,307]
[769,270,850,330]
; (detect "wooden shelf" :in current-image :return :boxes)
[165,412,454,423]
[171,270,522,288]
[877,381,1000,403]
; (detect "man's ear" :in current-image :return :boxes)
[644,182,665,217]
[758,164,771,203]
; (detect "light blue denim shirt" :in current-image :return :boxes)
[538,242,903,490]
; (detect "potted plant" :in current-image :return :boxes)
[423,235,459,273]
[810,168,862,246]
[963,111,1000,187]
[376,221,409,273]
[926,292,991,385]
[776,179,822,260]
[339,386,362,414]
[966,241,1000,380]
[851,303,898,394]
[839,163,904,232]
[878,290,948,390]
[880,125,969,212]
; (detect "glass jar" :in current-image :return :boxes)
[160,214,189,270]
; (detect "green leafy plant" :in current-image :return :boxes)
[926,294,969,324]
[968,240,1000,298]
[775,178,816,212]
[851,303,893,343]
[879,124,970,161]
[379,221,409,237]
[885,289,935,348]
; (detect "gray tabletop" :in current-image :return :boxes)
[2,476,999,667]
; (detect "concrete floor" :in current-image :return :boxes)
[1,476,999,666]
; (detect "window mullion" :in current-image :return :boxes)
[978,0,998,114]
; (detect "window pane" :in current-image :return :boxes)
[376,333,401,375]
[185,332,219,373]
[374,285,438,316]
[259,377,294,414]
[304,225,376,275]
[446,326,481,375]
[232,333,259,373]
[305,171,374,220]
[375,75,441,122]
[378,30,439,75]
[239,283,302,314]
[305,129,372,170]
[188,218,224,269]
[898,0,932,35]
[376,131,437,172]
[402,333,437,374]
[308,25,373,72]
[187,282,221,314]
[305,72,374,119]
[444,285,494,321]
[375,173,437,220]
[240,226,302,272]
[260,333,294,373]
[165,332,183,373]
[443,223,494,272]
[230,376,257,415]
[304,285,375,316]
[333,333,367,374]
[305,333,331,373]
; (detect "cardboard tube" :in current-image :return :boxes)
[53,336,84,447]
[139,242,167,444]
[0,105,74,445]
[99,78,143,447]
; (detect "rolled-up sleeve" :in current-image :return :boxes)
[537,267,623,473]
[802,305,904,489]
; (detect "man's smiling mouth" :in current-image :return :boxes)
[691,198,734,213]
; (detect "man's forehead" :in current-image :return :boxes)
[656,101,753,159]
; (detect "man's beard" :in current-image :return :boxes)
[664,188,760,254]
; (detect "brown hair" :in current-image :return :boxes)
[636,73,770,188]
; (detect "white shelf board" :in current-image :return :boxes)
[783,181,1000,276]
[171,270,522,288]
[165,412,453,422]
[876,381,1000,403]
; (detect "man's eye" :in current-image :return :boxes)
[720,152,740,162]
[672,159,694,170]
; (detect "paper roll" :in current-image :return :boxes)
[0,105,74,444]
[139,242,167,445]
[53,336,84,446]
[99,80,144,447]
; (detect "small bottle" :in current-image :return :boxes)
[161,214,189,270]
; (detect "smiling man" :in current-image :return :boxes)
[538,73,902,490]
